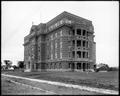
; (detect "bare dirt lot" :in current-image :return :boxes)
[2,71,119,91]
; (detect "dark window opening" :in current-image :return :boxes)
[72,51,75,58]
[54,63,56,69]
[72,30,75,35]
[83,41,86,47]
[83,63,86,71]
[87,52,88,58]
[83,30,86,36]
[36,63,38,69]
[69,31,71,35]
[87,32,88,37]
[77,29,81,35]
[50,63,52,69]
[77,40,81,47]
[28,61,30,69]
[83,52,86,58]
[69,63,71,68]
[77,51,81,58]
[59,63,62,68]
[77,63,81,69]
[86,41,88,48]
[72,40,75,46]
[68,52,71,58]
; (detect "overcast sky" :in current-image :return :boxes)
[2,1,119,67]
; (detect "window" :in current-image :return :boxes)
[28,61,30,69]
[72,30,75,35]
[51,35,53,40]
[50,63,52,69]
[77,40,81,47]
[51,54,53,59]
[60,30,62,36]
[68,31,71,35]
[83,52,85,58]
[59,63,62,69]
[83,41,86,47]
[60,42,62,48]
[51,42,53,60]
[83,30,86,36]
[77,51,81,58]
[55,33,57,38]
[55,23,58,27]
[87,52,89,58]
[60,38,62,48]
[87,31,89,37]
[77,29,81,35]
[86,41,88,48]
[54,63,56,69]
[60,52,62,59]
[39,54,41,60]
[68,52,71,58]
[69,63,71,68]
[55,42,57,48]
[55,51,57,59]
[87,52,88,58]
[38,46,40,52]
[64,18,72,24]
[60,19,64,24]
[51,42,53,50]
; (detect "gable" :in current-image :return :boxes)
[46,11,92,27]
[45,11,93,33]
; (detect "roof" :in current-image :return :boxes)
[46,11,92,27]
[26,11,93,38]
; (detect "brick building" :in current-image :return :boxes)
[23,11,96,72]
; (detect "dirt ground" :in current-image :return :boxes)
[1,76,55,95]
[2,75,102,95]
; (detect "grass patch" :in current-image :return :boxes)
[2,71,119,91]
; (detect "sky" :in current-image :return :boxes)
[1,1,119,67]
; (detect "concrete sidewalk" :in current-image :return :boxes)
[2,74,118,95]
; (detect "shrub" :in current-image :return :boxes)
[108,67,119,71]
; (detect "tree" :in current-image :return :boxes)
[12,65,18,70]
[96,63,109,72]
[4,60,12,69]
[108,67,119,71]
[17,61,24,69]
[1,65,6,70]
